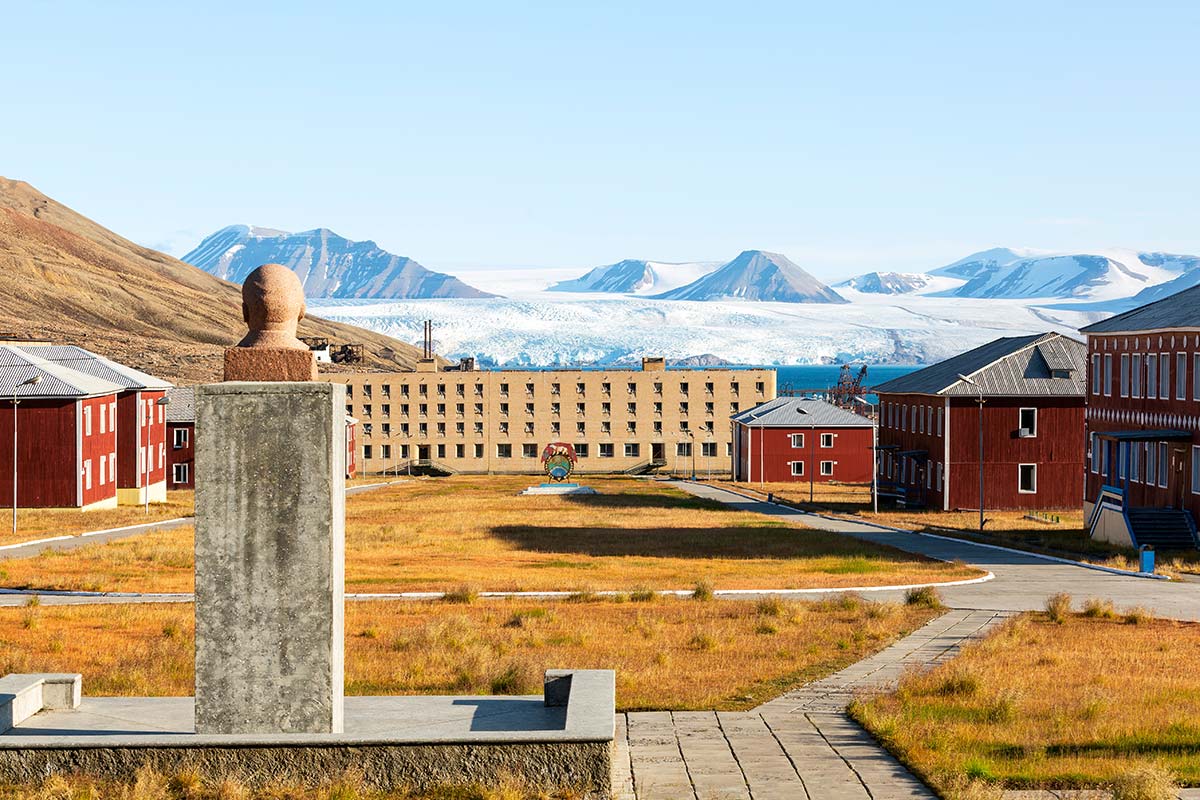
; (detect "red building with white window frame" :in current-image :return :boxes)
[165,386,196,490]
[874,332,1087,511]
[1080,285,1200,550]
[0,345,123,510]
[731,398,875,484]
[22,345,174,505]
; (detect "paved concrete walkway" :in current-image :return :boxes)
[673,482,1200,622]
[616,610,1013,799]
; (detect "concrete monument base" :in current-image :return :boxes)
[520,483,599,496]
[0,671,615,798]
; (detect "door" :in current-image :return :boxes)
[1170,446,1188,510]
[418,445,431,462]
[652,443,664,463]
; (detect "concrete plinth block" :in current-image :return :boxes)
[0,674,81,733]
[194,382,346,735]
[223,348,317,382]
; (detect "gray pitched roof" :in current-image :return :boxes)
[1080,283,1200,334]
[0,345,125,398]
[19,345,173,391]
[165,386,196,424]
[731,397,873,428]
[873,332,1087,397]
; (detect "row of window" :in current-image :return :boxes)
[882,453,1038,494]
[788,432,837,449]
[359,419,718,438]
[1098,439,1200,497]
[350,380,765,400]
[880,401,945,438]
[81,400,165,437]
[82,443,166,491]
[1093,351,1200,402]
[352,400,739,419]
[788,460,837,476]
[362,441,730,461]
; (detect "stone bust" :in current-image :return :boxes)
[238,263,309,350]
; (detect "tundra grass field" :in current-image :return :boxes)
[727,480,1200,577]
[851,604,1200,790]
[0,594,939,712]
[0,476,979,594]
[0,491,194,548]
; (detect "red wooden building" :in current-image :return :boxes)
[1080,285,1200,550]
[166,386,195,490]
[0,345,124,510]
[874,332,1086,511]
[731,398,874,483]
[22,345,173,505]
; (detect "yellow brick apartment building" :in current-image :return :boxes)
[324,358,777,475]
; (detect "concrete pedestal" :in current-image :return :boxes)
[194,382,346,734]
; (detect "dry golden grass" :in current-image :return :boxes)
[0,595,936,711]
[0,766,586,799]
[0,476,979,594]
[726,481,1200,577]
[0,491,194,548]
[851,612,1200,788]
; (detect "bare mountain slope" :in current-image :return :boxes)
[0,178,427,383]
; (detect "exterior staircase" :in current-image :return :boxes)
[1127,507,1200,550]
[623,458,667,476]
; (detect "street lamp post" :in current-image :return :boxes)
[957,373,985,532]
[12,375,43,535]
[147,396,170,515]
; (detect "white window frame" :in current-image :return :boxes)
[1103,354,1113,397]
[99,454,106,486]
[173,427,189,449]
[820,433,834,448]
[936,407,944,437]
[789,433,805,449]
[110,452,116,483]
[599,443,615,458]
[790,461,805,476]
[1120,354,1130,398]
[1158,444,1168,489]
[1018,463,1037,494]
[84,406,92,436]
[1018,407,1037,438]
[1177,352,1188,401]
[1091,353,1101,395]
[820,460,834,476]
[109,402,117,432]
[172,463,190,485]
[623,443,639,458]
[84,459,92,491]
[1132,353,1142,398]
[1160,353,1171,400]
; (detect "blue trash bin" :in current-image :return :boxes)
[1139,545,1155,574]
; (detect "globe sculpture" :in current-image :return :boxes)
[541,442,578,482]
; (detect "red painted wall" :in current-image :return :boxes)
[118,390,168,489]
[167,422,195,489]
[733,423,874,483]
[946,396,1084,510]
[346,421,358,479]
[879,392,1083,510]
[79,394,118,507]
[0,399,80,508]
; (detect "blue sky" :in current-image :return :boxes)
[3,1,1198,281]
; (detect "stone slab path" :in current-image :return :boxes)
[616,609,1013,799]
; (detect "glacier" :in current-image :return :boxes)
[309,292,1105,368]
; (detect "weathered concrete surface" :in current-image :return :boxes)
[1,687,615,798]
[194,382,346,734]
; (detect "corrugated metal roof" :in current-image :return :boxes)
[873,332,1087,397]
[0,345,125,398]
[165,386,196,423]
[19,345,173,391]
[1081,284,1200,334]
[731,397,874,428]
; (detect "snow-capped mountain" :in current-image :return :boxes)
[836,272,940,295]
[182,225,496,299]
[548,258,719,294]
[839,248,1200,302]
[653,250,846,303]
[927,248,1191,301]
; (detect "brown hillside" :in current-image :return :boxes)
[0,177,428,383]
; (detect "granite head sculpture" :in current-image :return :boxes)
[238,263,309,350]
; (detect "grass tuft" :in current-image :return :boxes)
[628,587,657,603]
[691,580,714,602]
[1082,597,1117,619]
[1110,762,1178,800]
[1044,592,1072,623]
[441,585,478,605]
[1123,605,1152,625]
[904,585,944,609]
